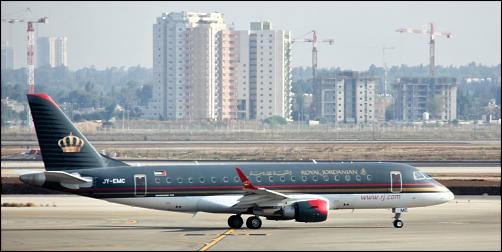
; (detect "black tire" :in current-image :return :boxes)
[227,215,243,229]
[393,220,403,228]
[246,216,262,229]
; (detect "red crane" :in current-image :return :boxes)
[2,8,48,126]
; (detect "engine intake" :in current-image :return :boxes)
[265,199,329,222]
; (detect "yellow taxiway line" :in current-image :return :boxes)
[199,228,235,251]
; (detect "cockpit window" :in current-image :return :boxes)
[413,171,430,180]
[422,172,432,179]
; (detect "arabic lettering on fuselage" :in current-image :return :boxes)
[249,169,361,176]
[250,170,292,176]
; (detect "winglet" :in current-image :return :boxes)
[235,167,257,190]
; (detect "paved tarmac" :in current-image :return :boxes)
[3,140,501,147]
[1,195,500,251]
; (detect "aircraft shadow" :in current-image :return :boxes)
[2,225,391,232]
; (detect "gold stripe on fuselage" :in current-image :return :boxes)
[86,186,444,195]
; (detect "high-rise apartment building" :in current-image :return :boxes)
[233,30,250,120]
[236,21,292,120]
[146,12,237,121]
[37,37,68,68]
[146,14,292,121]
[394,77,457,122]
[312,71,377,124]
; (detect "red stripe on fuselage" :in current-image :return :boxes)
[73,182,435,192]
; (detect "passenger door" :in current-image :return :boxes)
[134,174,147,196]
[390,171,402,193]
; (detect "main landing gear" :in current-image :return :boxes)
[227,215,262,229]
[227,215,243,229]
[246,216,262,229]
[392,208,407,228]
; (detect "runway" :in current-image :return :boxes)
[2,139,500,147]
[1,195,500,251]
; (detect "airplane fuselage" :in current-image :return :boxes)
[33,162,453,214]
[23,93,455,229]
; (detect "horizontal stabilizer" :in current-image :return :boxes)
[44,171,92,184]
[20,171,92,189]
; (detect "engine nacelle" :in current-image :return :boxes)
[294,199,329,222]
[274,199,329,222]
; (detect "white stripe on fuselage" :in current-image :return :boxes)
[104,192,454,214]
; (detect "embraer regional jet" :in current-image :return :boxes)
[20,94,454,229]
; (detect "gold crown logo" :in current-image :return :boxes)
[58,132,84,153]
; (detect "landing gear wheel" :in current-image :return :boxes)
[246,216,262,229]
[227,215,243,229]
[393,219,403,228]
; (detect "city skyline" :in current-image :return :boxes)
[1,1,501,70]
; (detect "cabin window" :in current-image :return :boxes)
[199,177,205,183]
[223,177,229,183]
[334,175,340,181]
[177,177,183,183]
[234,176,240,182]
[312,175,318,181]
[269,176,274,182]
[356,175,361,181]
[155,177,161,184]
[344,175,351,181]
[256,176,262,182]
[211,177,217,183]
[280,176,285,182]
[323,175,329,182]
[366,174,373,181]
[188,177,194,183]
[290,176,296,182]
[166,177,172,183]
[302,175,308,182]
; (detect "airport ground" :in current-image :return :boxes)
[2,140,500,161]
[1,138,500,250]
[1,195,500,251]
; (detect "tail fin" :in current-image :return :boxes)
[27,93,128,171]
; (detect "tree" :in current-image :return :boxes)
[427,95,444,120]
[264,116,287,127]
[135,84,152,106]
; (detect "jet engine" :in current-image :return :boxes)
[262,199,329,222]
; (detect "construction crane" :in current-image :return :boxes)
[396,23,452,77]
[2,8,48,126]
[292,30,334,80]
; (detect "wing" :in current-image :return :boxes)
[232,168,289,210]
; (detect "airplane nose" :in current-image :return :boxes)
[446,190,455,201]
[439,189,455,203]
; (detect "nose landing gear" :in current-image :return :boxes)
[392,208,407,228]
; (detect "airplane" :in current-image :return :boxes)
[20,93,454,229]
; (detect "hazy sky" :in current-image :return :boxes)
[1,1,501,70]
